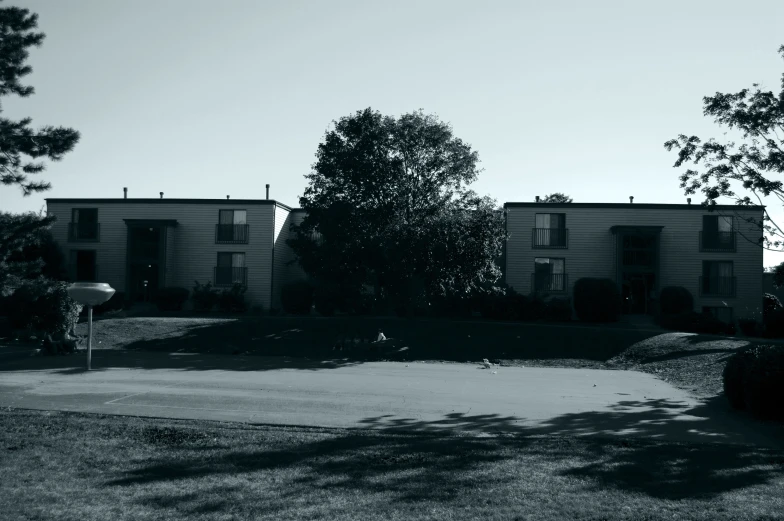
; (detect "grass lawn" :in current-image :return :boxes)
[2,409,783,521]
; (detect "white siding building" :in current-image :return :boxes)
[504,201,765,321]
[46,197,305,310]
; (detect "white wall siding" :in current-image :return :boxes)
[47,201,276,308]
[271,205,291,310]
[505,205,764,319]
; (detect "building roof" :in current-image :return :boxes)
[503,202,765,210]
[45,198,299,212]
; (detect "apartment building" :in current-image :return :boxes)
[45,190,306,310]
[503,198,765,321]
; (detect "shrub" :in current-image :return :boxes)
[659,286,694,315]
[192,281,219,312]
[723,347,757,410]
[737,318,759,337]
[154,287,189,311]
[313,280,341,316]
[544,297,572,322]
[281,279,314,315]
[724,344,784,420]
[4,280,82,335]
[573,278,621,322]
[763,306,784,338]
[218,283,247,313]
[742,345,784,420]
[763,293,782,323]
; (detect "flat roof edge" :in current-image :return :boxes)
[503,202,765,210]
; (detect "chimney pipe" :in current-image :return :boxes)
[226,195,230,200]
[160,192,163,199]
[123,187,127,199]
[687,198,691,205]
[629,196,634,204]
[535,196,540,203]
[266,184,270,200]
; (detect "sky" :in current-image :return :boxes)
[2,0,784,265]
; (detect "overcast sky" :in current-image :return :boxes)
[2,0,784,266]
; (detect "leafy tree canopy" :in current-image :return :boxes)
[0,210,58,295]
[289,108,506,307]
[0,0,80,196]
[665,44,784,250]
[541,192,573,203]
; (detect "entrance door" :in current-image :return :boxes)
[127,226,163,302]
[620,233,658,315]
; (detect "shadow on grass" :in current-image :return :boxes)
[103,396,784,504]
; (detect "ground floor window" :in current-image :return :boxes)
[533,258,565,292]
[216,252,247,286]
[703,306,733,323]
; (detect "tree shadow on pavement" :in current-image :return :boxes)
[104,395,784,505]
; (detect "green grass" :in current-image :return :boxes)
[1,409,783,521]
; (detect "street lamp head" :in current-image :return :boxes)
[66,282,116,307]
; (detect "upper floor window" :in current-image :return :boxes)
[532,213,567,248]
[216,209,249,243]
[701,215,735,252]
[69,208,99,241]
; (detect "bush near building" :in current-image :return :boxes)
[154,287,190,311]
[723,344,784,421]
[2,280,82,336]
[281,280,314,315]
[659,286,694,315]
[573,278,621,322]
[191,281,220,312]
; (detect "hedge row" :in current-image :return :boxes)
[723,344,784,420]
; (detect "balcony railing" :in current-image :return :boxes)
[531,273,568,293]
[532,228,568,249]
[69,264,99,282]
[68,222,100,242]
[214,266,248,287]
[699,231,736,252]
[215,224,250,244]
[699,276,736,297]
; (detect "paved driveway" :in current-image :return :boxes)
[0,350,780,448]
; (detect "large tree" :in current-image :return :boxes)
[289,108,506,309]
[541,192,573,203]
[0,1,80,196]
[664,44,784,251]
[0,2,79,295]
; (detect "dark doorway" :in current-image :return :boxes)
[619,232,659,315]
[127,226,164,302]
[622,272,655,314]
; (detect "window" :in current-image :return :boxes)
[622,234,656,267]
[217,210,249,243]
[702,215,735,251]
[215,252,246,286]
[70,250,97,282]
[701,260,735,297]
[533,213,567,248]
[533,257,565,291]
[69,208,99,241]
[703,306,733,324]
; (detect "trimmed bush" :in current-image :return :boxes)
[763,293,782,323]
[723,347,757,410]
[313,281,341,316]
[281,279,314,315]
[4,280,82,335]
[658,310,733,335]
[192,281,219,312]
[154,287,189,311]
[724,344,784,420]
[217,283,247,313]
[737,318,759,337]
[543,297,572,322]
[573,278,621,322]
[659,286,694,315]
[764,306,784,338]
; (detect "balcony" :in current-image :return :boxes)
[214,266,248,287]
[699,276,737,297]
[699,231,736,252]
[68,222,100,242]
[531,273,568,293]
[532,228,568,249]
[215,224,250,244]
[69,264,99,282]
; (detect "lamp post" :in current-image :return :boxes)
[66,282,116,370]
